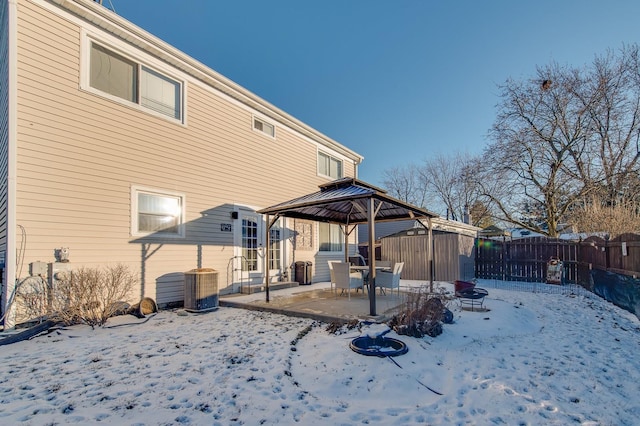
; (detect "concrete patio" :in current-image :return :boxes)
[219,281,416,324]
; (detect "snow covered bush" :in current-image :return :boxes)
[388,286,453,338]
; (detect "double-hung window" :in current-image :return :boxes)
[89,41,183,121]
[319,223,343,252]
[132,187,185,238]
[318,151,343,179]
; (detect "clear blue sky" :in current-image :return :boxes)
[110,0,640,187]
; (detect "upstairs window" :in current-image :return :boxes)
[318,151,343,179]
[140,66,181,118]
[90,43,137,102]
[253,116,275,138]
[89,42,182,121]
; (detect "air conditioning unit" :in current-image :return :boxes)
[184,268,219,312]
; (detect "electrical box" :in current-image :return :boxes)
[29,261,48,276]
[48,262,72,288]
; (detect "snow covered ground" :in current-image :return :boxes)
[0,279,639,425]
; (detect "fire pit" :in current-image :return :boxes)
[350,335,408,357]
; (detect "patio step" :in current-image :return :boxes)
[240,281,300,294]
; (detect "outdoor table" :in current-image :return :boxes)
[349,265,391,290]
[349,265,391,272]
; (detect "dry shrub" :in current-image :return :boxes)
[388,286,452,338]
[569,201,640,237]
[12,276,50,325]
[326,319,360,335]
[51,264,137,327]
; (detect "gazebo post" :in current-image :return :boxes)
[265,213,271,302]
[343,224,349,263]
[368,197,377,316]
[428,217,433,292]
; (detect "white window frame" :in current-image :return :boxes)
[318,222,343,253]
[241,214,261,272]
[131,186,186,238]
[252,115,276,139]
[268,220,283,270]
[81,31,185,124]
[317,150,343,179]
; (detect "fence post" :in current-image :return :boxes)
[500,236,507,281]
[474,238,478,279]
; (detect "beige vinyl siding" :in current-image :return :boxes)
[14,0,360,305]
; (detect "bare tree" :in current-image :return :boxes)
[469,200,494,229]
[483,45,640,236]
[421,152,493,226]
[483,63,599,236]
[382,153,494,226]
[421,153,462,219]
[576,45,640,204]
[381,164,429,207]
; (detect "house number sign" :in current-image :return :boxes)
[220,223,232,232]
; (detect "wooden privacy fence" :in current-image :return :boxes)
[476,234,640,285]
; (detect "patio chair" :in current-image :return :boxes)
[376,262,404,296]
[332,262,364,300]
[376,260,393,270]
[327,260,340,292]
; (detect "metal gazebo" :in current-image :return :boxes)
[257,178,439,316]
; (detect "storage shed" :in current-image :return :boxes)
[380,221,478,282]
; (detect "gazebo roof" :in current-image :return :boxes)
[257,178,438,223]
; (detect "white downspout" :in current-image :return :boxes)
[4,0,19,329]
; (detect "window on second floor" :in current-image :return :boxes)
[89,41,183,121]
[318,151,343,179]
[253,116,275,138]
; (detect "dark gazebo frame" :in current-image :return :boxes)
[257,178,439,316]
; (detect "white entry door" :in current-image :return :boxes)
[233,212,286,289]
[239,212,262,276]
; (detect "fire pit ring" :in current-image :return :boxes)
[350,335,408,357]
